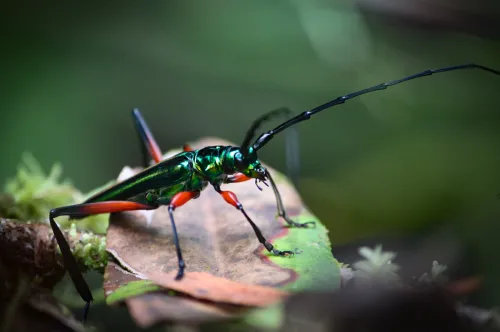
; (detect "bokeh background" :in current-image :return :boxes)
[2,0,500,328]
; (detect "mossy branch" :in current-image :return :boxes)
[0,218,107,293]
[0,153,112,296]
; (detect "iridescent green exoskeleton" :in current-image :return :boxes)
[49,63,500,323]
[50,106,311,323]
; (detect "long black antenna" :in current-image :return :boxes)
[241,107,293,154]
[240,106,301,185]
[252,63,500,151]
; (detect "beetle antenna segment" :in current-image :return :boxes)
[240,107,293,155]
[252,63,500,151]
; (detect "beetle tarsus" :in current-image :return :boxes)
[82,301,91,324]
[174,268,184,281]
[271,248,295,257]
[265,170,316,229]
[263,241,294,257]
[284,218,316,228]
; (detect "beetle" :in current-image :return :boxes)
[49,63,499,322]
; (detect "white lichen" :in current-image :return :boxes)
[418,260,448,283]
[352,245,400,287]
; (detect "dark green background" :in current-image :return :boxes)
[2,0,500,325]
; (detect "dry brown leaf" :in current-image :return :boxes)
[147,270,288,307]
[126,294,238,329]
[105,262,244,328]
[103,137,338,326]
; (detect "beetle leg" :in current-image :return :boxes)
[213,185,294,257]
[158,191,200,280]
[183,144,193,152]
[131,108,163,166]
[226,173,251,183]
[265,170,316,228]
[49,201,157,323]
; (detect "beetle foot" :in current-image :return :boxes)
[284,216,316,228]
[264,241,294,257]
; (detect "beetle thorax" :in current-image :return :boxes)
[191,146,228,182]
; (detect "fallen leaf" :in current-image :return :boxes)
[103,261,161,305]
[103,137,340,326]
[147,270,288,306]
[126,293,238,329]
[105,262,244,328]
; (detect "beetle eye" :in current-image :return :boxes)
[235,152,243,161]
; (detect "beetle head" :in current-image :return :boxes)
[225,147,269,190]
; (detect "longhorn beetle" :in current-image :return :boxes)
[49,63,499,322]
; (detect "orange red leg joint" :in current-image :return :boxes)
[220,190,241,209]
[78,201,155,214]
[227,173,251,183]
[147,139,163,164]
[170,191,198,209]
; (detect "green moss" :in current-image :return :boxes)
[69,223,109,272]
[0,153,116,273]
[1,153,113,234]
[2,153,80,221]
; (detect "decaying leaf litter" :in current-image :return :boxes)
[102,137,340,327]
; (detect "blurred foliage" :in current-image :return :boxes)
[2,0,500,329]
[1,152,112,233]
[1,153,79,222]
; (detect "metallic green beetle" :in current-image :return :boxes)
[49,63,500,322]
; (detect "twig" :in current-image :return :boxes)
[0,275,30,332]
